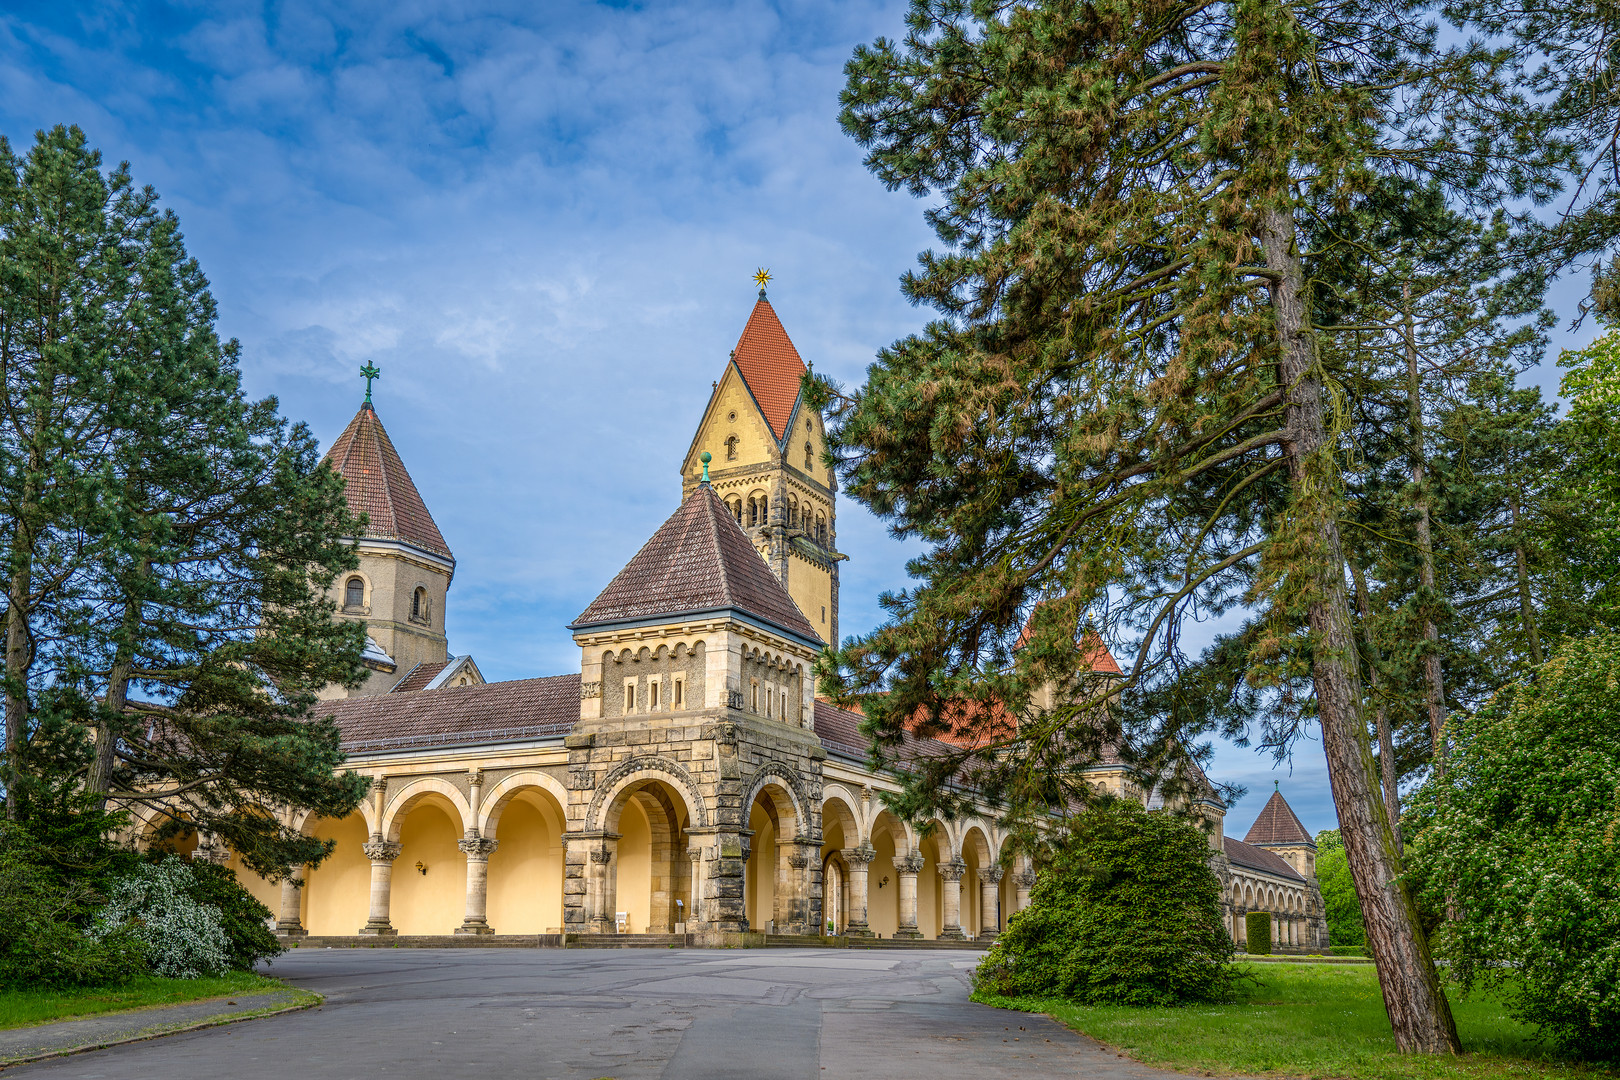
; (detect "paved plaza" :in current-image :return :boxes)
[5,947,1185,1080]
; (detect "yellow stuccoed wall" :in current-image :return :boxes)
[391,799,464,935]
[485,795,566,934]
[303,814,371,936]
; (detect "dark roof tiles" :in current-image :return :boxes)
[325,404,452,559]
[1224,835,1305,882]
[572,485,820,643]
[1244,789,1314,846]
[324,673,579,753]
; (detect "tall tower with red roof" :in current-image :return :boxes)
[681,284,843,645]
[321,396,456,698]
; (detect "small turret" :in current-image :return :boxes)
[321,377,455,698]
[1244,785,1317,881]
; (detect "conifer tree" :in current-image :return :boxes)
[824,0,1554,1051]
[0,126,369,876]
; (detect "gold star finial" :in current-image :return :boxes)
[753,267,771,294]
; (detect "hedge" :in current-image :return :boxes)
[1245,911,1272,955]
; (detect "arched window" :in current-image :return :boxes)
[728,497,742,524]
[787,495,798,528]
[748,496,760,527]
[345,577,364,609]
[411,587,428,624]
[805,441,813,468]
[725,435,738,460]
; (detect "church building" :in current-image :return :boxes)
[142,289,1327,950]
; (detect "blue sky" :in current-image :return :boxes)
[0,0,1596,840]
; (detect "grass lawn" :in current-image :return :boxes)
[975,961,1617,1080]
[0,970,288,1030]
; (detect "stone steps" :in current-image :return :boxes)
[281,932,992,951]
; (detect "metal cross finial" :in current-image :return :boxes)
[360,362,381,404]
[753,267,771,295]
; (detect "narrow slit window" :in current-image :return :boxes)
[650,680,660,709]
[625,681,636,713]
[674,678,684,708]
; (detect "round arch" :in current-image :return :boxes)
[742,763,811,839]
[479,770,570,837]
[382,777,471,841]
[586,756,708,832]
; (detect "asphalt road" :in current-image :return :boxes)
[8,948,1186,1080]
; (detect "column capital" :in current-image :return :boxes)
[788,849,811,869]
[589,847,614,865]
[896,851,925,874]
[981,865,1004,885]
[458,837,499,859]
[938,859,966,882]
[363,840,403,863]
[843,845,876,867]
[1014,868,1037,888]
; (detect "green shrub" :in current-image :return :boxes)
[1313,829,1366,948]
[1244,911,1271,955]
[1329,945,1367,957]
[1410,631,1620,1061]
[0,822,146,990]
[973,798,1234,1006]
[185,861,284,969]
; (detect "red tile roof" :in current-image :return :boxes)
[815,698,951,765]
[325,404,452,559]
[1223,835,1305,882]
[731,296,807,442]
[571,485,821,643]
[1244,789,1314,846]
[389,661,449,693]
[324,674,580,753]
[1014,609,1124,676]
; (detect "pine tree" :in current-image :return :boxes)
[824,0,1554,1051]
[0,125,369,876]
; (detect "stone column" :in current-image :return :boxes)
[894,851,924,939]
[587,838,619,933]
[686,846,704,929]
[1014,867,1036,912]
[275,865,308,937]
[359,841,402,935]
[196,834,231,865]
[978,866,1003,940]
[937,860,966,940]
[455,837,499,935]
[843,846,874,937]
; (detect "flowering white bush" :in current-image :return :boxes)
[93,857,231,979]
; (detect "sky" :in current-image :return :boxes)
[0,0,1598,841]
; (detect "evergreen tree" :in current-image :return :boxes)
[0,125,369,876]
[825,0,1556,1050]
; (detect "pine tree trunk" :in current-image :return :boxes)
[1507,486,1543,667]
[1263,207,1460,1054]
[87,551,149,805]
[3,561,28,822]
[1350,560,1401,852]
[1403,290,1446,763]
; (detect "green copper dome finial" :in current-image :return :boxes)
[700,450,711,483]
[360,361,381,405]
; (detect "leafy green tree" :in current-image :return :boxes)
[1409,632,1620,1061]
[824,0,1554,1049]
[0,125,369,876]
[974,799,1233,1006]
[1312,829,1364,948]
[1555,323,1620,621]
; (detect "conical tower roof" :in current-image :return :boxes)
[325,404,453,560]
[571,484,820,644]
[730,295,808,442]
[1244,788,1313,847]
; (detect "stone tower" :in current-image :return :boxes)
[681,291,843,645]
[564,480,828,939]
[1244,787,1317,880]
[320,400,455,699]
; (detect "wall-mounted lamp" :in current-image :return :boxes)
[415,861,428,875]
[876,875,890,889]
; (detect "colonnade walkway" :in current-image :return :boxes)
[7,948,1192,1080]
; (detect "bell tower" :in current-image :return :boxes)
[320,372,455,698]
[680,279,843,645]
